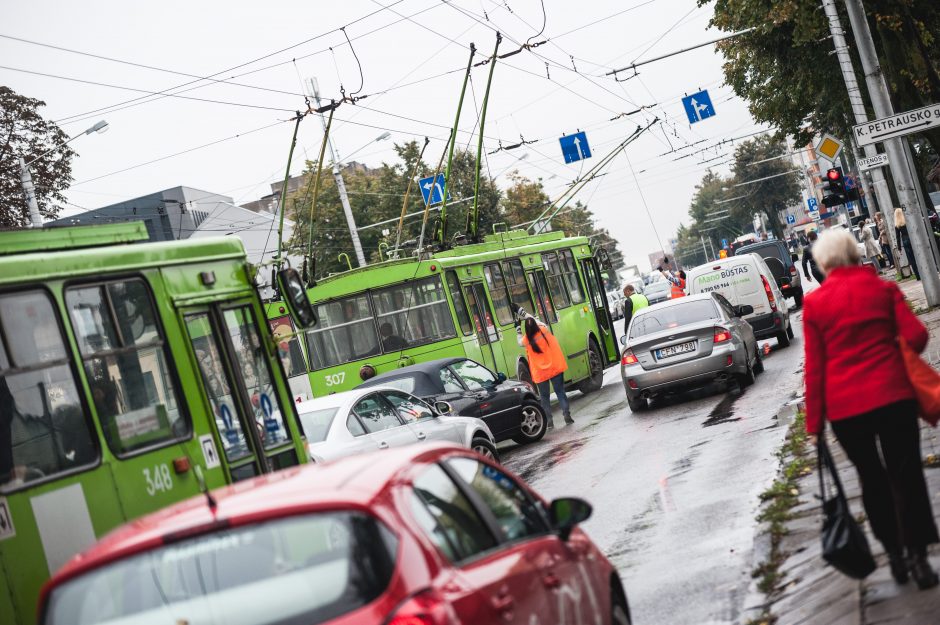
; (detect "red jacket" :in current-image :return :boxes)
[803,265,928,434]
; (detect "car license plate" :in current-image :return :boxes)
[656,341,695,360]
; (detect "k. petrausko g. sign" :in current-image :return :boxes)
[853,103,940,147]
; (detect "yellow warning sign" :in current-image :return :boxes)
[815,134,843,161]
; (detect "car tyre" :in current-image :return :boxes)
[517,360,533,388]
[627,394,647,413]
[612,582,632,625]
[737,357,756,388]
[512,401,547,445]
[776,325,791,348]
[786,322,795,340]
[578,339,605,394]
[753,344,765,374]
[793,288,804,308]
[471,436,500,463]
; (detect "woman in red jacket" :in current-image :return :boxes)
[803,229,938,589]
[521,317,572,430]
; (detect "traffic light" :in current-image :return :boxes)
[822,167,846,207]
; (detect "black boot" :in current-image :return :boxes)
[888,549,909,584]
[909,550,939,590]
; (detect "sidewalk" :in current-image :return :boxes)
[745,277,940,625]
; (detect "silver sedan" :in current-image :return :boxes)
[296,385,499,462]
[620,292,762,412]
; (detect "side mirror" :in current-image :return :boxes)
[736,304,754,317]
[619,335,627,346]
[549,497,593,541]
[277,268,317,328]
[496,372,508,383]
[434,400,453,416]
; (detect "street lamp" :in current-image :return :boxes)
[341,131,392,163]
[20,120,109,228]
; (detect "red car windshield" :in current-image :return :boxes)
[44,512,397,625]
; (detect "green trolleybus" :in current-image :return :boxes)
[269,229,621,397]
[0,223,308,625]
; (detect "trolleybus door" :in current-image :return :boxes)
[463,283,505,373]
[580,258,620,364]
[525,270,557,327]
[184,305,296,482]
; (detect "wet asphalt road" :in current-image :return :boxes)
[500,307,809,625]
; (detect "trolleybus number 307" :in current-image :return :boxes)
[324,371,346,386]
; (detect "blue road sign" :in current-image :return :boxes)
[721,238,728,248]
[807,197,819,212]
[786,214,796,225]
[682,90,715,124]
[559,131,592,164]
[418,173,450,206]
[844,176,856,190]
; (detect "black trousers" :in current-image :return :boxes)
[831,400,939,553]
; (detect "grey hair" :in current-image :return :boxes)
[814,228,861,272]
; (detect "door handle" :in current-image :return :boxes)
[415,432,426,441]
[378,441,389,449]
[542,571,562,589]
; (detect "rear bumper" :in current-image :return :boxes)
[748,311,786,339]
[620,342,747,399]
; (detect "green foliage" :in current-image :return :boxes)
[0,86,74,228]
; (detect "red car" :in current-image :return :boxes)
[38,444,632,625]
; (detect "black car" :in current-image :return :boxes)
[358,357,547,445]
[735,240,804,306]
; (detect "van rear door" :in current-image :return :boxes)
[689,258,769,317]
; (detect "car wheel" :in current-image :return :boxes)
[793,288,804,308]
[517,360,533,388]
[577,339,604,394]
[471,436,500,463]
[786,322,795,340]
[612,586,632,625]
[753,344,765,374]
[776,326,791,348]
[512,401,547,445]
[627,394,647,413]
[737,357,756,388]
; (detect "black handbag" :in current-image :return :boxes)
[818,438,876,579]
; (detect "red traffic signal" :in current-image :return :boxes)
[827,168,842,181]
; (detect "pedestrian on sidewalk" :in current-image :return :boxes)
[859,219,882,272]
[519,315,572,429]
[803,228,939,589]
[895,207,921,281]
[801,230,825,284]
[875,212,894,268]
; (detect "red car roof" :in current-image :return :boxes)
[41,443,469,605]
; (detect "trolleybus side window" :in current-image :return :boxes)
[307,294,380,370]
[222,307,291,449]
[0,291,96,492]
[558,249,586,304]
[500,259,535,317]
[445,271,473,336]
[541,252,571,309]
[526,271,557,323]
[66,280,188,457]
[482,264,514,326]
[373,276,456,352]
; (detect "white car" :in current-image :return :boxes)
[297,386,499,463]
[606,290,625,319]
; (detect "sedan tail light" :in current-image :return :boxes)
[621,350,638,365]
[760,275,777,312]
[388,590,460,625]
[713,327,732,343]
[789,265,797,275]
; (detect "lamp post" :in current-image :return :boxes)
[19,120,109,228]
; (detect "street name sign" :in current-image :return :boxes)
[857,153,889,171]
[853,102,940,147]
[815,134,843,162]
[559,131,591,164]
[682,90,715,124]
[418,173,450,205]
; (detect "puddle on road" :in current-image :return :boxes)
[701,392,742,427]
[514,437,588,483]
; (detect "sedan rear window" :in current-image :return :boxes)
[44,513,397,625]
[630,300,718,339]
[298,407,340,443]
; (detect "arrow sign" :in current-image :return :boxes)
[418,173,450,206]
[199,434,221,469]
[853,102,940,147]
[682,90,716,124]
[559,131,591,164]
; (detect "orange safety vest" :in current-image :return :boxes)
[522,327,568,384]
[670,277,686,299]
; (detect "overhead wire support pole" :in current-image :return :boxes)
[275,111,304,269]
[468,33,501,243]
[305,103,336,285]
[393,137,430,258]
[605,28,755,77]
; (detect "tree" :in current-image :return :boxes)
[729,136,801,240]
[0,86,74,228]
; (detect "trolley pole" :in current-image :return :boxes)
[309,78,367,267]
[842,0,940,306]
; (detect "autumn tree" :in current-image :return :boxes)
[0,86,75,228]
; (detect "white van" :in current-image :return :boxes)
[686,253,794,347]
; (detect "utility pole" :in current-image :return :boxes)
[820,0,900,262]
[309,78,367,267]
[842,0,940,306]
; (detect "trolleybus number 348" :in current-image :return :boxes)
[143,464,174,496]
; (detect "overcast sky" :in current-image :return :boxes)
[3,0,767,271]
